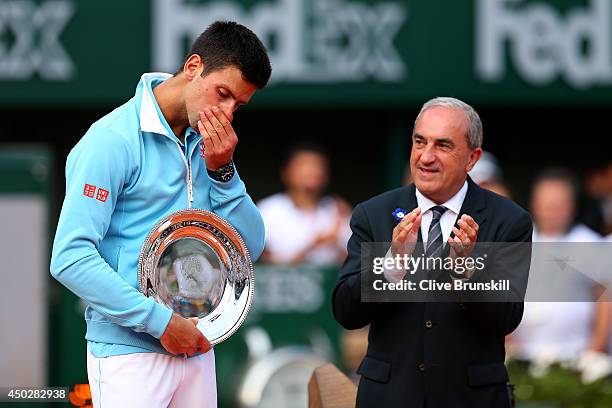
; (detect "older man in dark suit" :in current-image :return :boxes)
[333,97,532,408]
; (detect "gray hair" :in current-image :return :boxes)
[415,97,483,149]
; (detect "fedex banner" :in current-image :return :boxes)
[1,0,611,106]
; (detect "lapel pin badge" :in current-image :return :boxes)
[392,207,407,221]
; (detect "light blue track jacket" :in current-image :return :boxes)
[50,73,265,357]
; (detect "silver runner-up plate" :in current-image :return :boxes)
[138,209,254,346]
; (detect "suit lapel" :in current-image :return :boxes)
[396,184,423,243]
[455,176,487,241]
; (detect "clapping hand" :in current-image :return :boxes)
[448,214,479,259]
[391,207,422,257]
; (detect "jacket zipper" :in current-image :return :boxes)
[187,139,200,207]
[173,141,194,208]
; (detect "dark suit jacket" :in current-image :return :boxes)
[332,177,532,408]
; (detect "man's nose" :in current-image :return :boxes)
[419,145,436,163]
[219,103,234,123]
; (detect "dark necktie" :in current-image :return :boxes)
[424,205,447,258]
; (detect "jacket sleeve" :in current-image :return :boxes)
[50,126,173,339]
[459,210,533,336]
[207,165,265,261]
[332,203,381,330]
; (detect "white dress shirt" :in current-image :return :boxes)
[416,181,468,246]
[384,181,468,282]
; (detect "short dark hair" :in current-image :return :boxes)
[179,21,272,89]
[282,142,329,169]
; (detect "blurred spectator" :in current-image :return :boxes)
[468,150,511,198]
[510,168,609,366]
[586,160,612,236]
[257,143,351,265]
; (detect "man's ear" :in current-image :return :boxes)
[466,148,483,172]
[182,54,204,80]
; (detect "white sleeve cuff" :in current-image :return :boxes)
[383,246,408,283]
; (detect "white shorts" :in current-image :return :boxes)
[86,347,216,408]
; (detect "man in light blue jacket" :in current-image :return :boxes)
[50,21,271,407]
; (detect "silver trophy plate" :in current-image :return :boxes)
[138,209,254,346]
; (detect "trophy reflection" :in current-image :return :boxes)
[158,238,226,319]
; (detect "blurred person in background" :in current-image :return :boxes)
[50,22,271,408]
[258,143,351,266]
[586,160,612,237]
[510,168,610,373]
[468,150,511,199]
